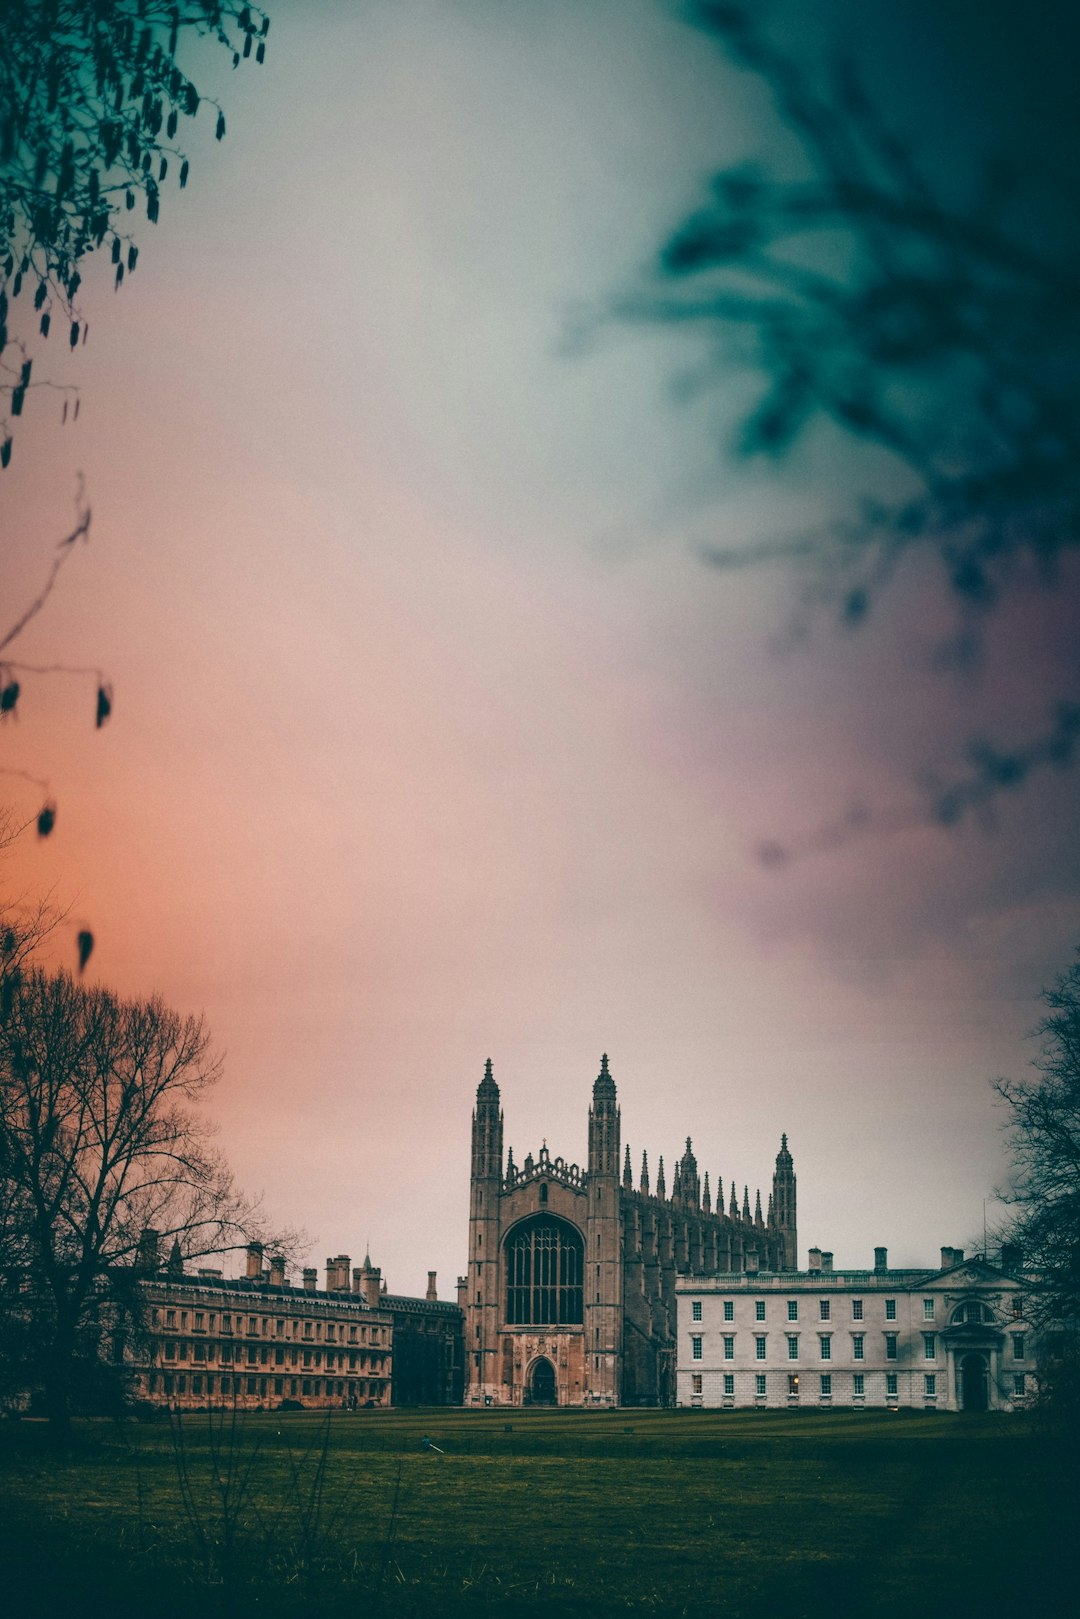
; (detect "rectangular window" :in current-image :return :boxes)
[819,1299,830,1321]
[691,1373,703,1394]
[723,1374,734,1396]
[755,1335,766,1361]
[820,1335,831,1360]
[692,1299,702,1322]
[886,1373,897,1397]
[723,1300,734,1322]
[755,1373,766,1396]
[755,1300,765,1321]
[787,1335,799,1361]
[164,1340,176,1361]
[852,1299,863,1321]
[723,1336,735,1360]
[1011,1333,1025,1360]
[853,1373,865,1397]
[885,1298,896,1320]
[1011,1296,1023,1320]
[923,1298,935,1320]
[222,1314,232,1333]
[194,1312,205,1331]
[885,1334,897,1361]
[923,1334,936,1360]
[1013,1374,1026,1396]
[853,1334,864,1361]
[165,1310,176,1328]
[820,1374,831,1396]
[787,1300,798,1321]
[248,1317,258,1335]
[691,1335,703,1361]
[924,1374,936,1397]
[787,1373,799,1396]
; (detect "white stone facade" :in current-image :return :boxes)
[676,1247,1038,1413]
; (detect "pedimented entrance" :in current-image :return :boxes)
[526,1356,557,1406]
[960,1353,989,1412]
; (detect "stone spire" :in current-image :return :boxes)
[702,1171,712,1215]
[640,1149,650,1196]
[623,1143,633,1190]
[771,1131,797,1269]
[729,1181,739,1219]
[656,1155,666,1200]
[742,1185,751,1222]
[471,1057,503,1180]
[679,1137,700,1207]
[588,1053,620,1178]
[754,1188,764,1228]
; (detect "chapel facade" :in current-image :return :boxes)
[463,1055,797,1407]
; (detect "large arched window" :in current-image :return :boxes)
[504,1216,584,1325]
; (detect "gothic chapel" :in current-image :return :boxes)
[465,1056,797,1406]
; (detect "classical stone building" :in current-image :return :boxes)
[675,1245,1039,1412]
[127,1241,462,1411]
[464,1055,796,1407]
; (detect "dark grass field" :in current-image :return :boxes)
[1,1406,1075,1618]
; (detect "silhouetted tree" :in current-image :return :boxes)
[0,937,291,1436]
[621,3,1080,845]
[997,952,1080,1423]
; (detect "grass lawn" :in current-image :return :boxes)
[1,1406,1074,1617]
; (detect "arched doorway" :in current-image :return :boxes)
[527,1357,557,1406]
[961,1353,989,1412]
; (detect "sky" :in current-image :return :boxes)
[3,0,1079,1296]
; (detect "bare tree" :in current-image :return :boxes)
[0,952,291,1436]
[997,953,1080,1397]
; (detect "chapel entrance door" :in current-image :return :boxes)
[961,1353,989,1412]
[527,1356,557,1406]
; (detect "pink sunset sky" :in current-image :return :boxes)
[4,0,1079,1295]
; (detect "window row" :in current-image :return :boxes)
[688,1372,943,1399]
[157,1308,385,1344]
[689,1333,940,1361]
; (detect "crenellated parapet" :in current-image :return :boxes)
[504,1141,585,1192]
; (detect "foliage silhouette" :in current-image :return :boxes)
[622,3,1080,850]
[0,0,271,464]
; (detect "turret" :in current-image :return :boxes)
[587,1053,620,1178]
[771,1132,797,1269]
[678,1138,700,1208]
[585,1053,622,1406]
[471,1058,504,1180]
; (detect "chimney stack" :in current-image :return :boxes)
[874,1246,888,1273]
[302,1267,317,1293]
[269,1254,286,1288]
[246,1242,264,1281]
[137,1228,161,1274]
[426,1271,438,1301]
[808,1246,822,1273]
[820,1251,833,1273]
[456,1275,468,1309]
